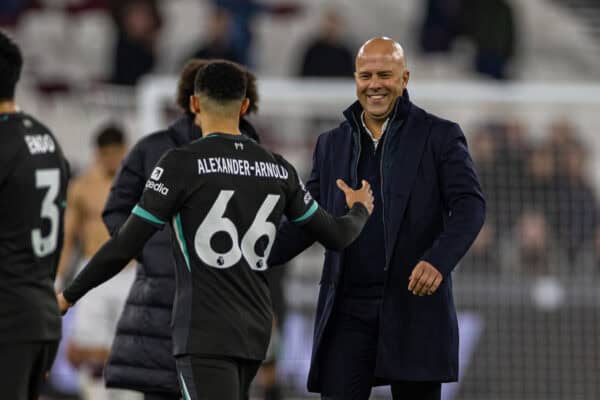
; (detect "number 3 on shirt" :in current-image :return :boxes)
[194,190,280,271]
[31,168,60,257]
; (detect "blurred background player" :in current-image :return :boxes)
[57,124,139,400]
[0,30,70,400]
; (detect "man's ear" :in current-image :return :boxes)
[402,69,410,89]
[189,95,200,114]
[240,98,250,116]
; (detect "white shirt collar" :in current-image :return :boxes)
[360,112,389,149]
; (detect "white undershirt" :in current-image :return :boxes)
[361,112,389,150]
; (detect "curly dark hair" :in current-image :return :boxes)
[176,59,258,116]
[194,61,247,102]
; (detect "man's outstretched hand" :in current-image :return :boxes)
[336,179,374,214]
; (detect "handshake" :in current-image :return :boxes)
[337,179,374,214]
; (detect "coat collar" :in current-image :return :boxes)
[336,89,412,192]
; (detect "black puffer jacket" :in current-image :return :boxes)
[102,115,259,395]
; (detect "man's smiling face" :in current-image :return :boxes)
[354,39,409,123]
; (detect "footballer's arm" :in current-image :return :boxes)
[58,215,158,312]
[298,179,373,251]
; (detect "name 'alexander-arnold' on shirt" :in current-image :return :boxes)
[197,157,289,180]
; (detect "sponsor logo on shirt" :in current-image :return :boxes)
[304,192,312,205]
[151,167,164,181]
[145,179,169,195]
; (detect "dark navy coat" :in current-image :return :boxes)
[270,91,485,391]
[101,115,259,395]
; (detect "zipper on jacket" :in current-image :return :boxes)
[350,113,362,188]
[380,130,389,271]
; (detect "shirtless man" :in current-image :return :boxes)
[57,125,138,400]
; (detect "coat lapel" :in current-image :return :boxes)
[330,124,356,217]
[384,106,432,262]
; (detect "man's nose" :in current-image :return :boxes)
[367,77,383,90]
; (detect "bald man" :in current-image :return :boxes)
[270,37,485,399]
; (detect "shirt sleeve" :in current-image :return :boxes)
[132,149,187,228]
[278,156,318,225]
[299,204,369,250]
[62,214,158,304]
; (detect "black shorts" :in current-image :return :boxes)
[175,355,261,400]
[0,340,59,400]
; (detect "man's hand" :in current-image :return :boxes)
[408,261,443,296]
[336,179,374,214]
[56,292,72,315]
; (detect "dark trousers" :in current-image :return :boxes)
[319,298,441,400]
[175,355,261,400]
[0,340,58,400]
